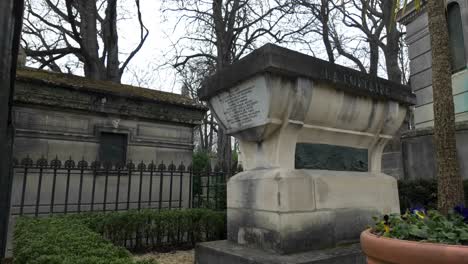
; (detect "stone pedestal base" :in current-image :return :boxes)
[195,240,365,264]
[228,169,399,254]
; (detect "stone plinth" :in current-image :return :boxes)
[227,169,398,254]
[196,240,365,264]
[197,44,415,263]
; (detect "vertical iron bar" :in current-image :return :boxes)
[35,167,44,217]
[103,166,109,212]
[214,169,218,211]
[158,165,164,211]
[19,166,28,216]
[50,166,58,215]
[206,169,211,209]
[64,167,71,214]
[188,167,192,208]
[197,171,202,208]
[178,169,183,209]
[115,168,121,211]
[127,165,132,210]
[138,164,143,210]
[90,165,97,212]
[169,164,174,210]
[148,162,154,208]
[77,166,84,213]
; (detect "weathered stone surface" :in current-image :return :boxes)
[415,86,433,105]
[399,3,468,128]
[220,74,407,172]
[410,68,432,91]
[199,44,415,105]
[16,68,206,110]
[226,169,398,254]
[12,106,196,163]
[7,68,206,257]
[195,240,365,264]
[14,68,207,125]
[403,9,428,35]
[408,33,431,60]
[197,44,406,261]
[409,50,431,76]
[11,68,206,164]
[401,121,468,180]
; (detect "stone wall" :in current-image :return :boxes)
[4,69,206,257]
[401,121,468,180]
[394,1,468,180]
[12,69,206,164]
[12,106,195,164]
[401,1,468,128]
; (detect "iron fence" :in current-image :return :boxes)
[10,156,239,216]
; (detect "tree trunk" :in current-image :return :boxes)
[77,0,103,80]
[103,0,120,82]
[321,0,334,63]
[382,0,402,83]
[212,0,233,174]
[369,38,379,76]
[427,0,465,214]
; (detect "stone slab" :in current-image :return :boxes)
[226,169,398,254]
[228,169,399,214]
[401,122,468,180]
[195,240,365,264]
[199,44,415,105]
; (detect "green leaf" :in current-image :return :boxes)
[459,230,468,241]
[409,226,429,238]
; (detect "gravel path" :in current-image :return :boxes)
[134,249,194,264]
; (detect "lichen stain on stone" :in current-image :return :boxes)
[315,178,329,203]
[277,191,281,207]
[14,69,207,125]
[15,68,207,110]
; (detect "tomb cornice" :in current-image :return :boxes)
[199,44,416,106]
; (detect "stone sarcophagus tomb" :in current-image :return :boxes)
[196,44,415,264]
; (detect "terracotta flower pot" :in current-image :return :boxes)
[360,229,468,264]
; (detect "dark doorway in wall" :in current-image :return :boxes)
[100,132,127,164]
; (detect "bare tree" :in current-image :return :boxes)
[21,0,149,83]
[291,0,404,83]
[287,0,335,63]
[163,0,306,173]
[177,58,217,153]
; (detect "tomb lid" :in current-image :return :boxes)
[16,68,207,110]
[199,44,416,106]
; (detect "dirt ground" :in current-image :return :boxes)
[134,249,194,264]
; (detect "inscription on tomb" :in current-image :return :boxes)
[210,78,268,133]
[224,85,261,126]
[322,68,390,97]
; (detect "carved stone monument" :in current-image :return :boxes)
[196,44,415,264]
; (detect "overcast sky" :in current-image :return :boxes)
[118,0,389,93]
[118,0,181,93]
[25,0,400,94]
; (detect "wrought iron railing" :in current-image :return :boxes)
[10,156,239,216]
